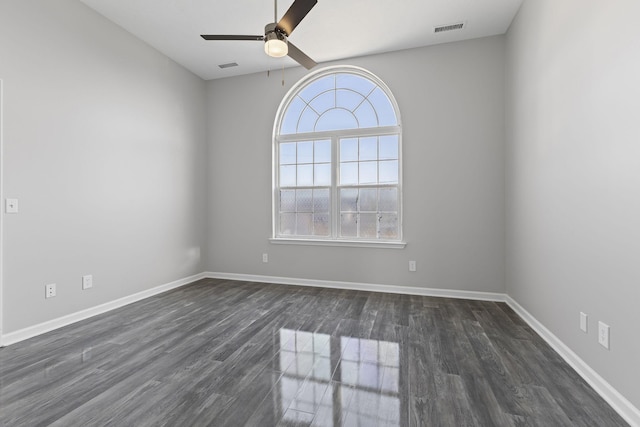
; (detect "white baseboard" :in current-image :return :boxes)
[0,272,206,346]
[204,271,507,302]
[506,296,640,427]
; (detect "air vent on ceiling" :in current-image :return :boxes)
[434,22,465,33]
[218,62,238,69]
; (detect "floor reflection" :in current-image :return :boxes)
[275,329,401,426]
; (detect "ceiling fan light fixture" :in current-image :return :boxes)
[264,31,288,57]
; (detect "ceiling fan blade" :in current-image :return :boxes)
[277,0,317,36]
[287,41,317,70]
[201,35,264,41]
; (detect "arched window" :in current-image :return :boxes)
[272,66,403,246]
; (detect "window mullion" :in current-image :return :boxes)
[331,135,339,239]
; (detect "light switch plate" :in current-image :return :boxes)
[580,312,588,333]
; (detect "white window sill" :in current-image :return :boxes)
[269,238,406,249]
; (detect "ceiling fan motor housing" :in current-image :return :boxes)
[264,23,288,57]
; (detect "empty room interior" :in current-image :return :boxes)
[1,0,639,425]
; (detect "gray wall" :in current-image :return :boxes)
[506,0,640,408]
[0,0,208,333]
[1,0,637,415]
[206,36,506,293]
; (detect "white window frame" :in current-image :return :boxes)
[271,66,405,249]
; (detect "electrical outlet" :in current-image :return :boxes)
[45,283,56,299]
[598,321,610,349]
[409,260,417,272]
[82,275,93,290]
[262,253,268,263]
[580,312,588,333]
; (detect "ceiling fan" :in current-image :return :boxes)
[201,0,318,70]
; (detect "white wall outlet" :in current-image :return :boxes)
[45,283,56,299]
[262,253,268,263]
[5,198,19,213]
[580,312,588,333]
[598,321,610,349]
[82,274,93,290]
[409,260,417,272]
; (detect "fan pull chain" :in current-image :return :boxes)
[282,64,285,86]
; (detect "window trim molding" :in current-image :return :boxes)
[272,65,404,246]
[276,125,401,143]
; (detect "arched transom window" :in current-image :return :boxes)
[272,66,403,246]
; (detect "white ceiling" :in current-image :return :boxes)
[80,0,523,81]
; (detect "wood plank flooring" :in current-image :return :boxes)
[0,278,628,426]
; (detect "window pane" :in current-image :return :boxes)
[368,87,397,126]
[340,213,357,237]
[280,165,296,187]
[314,140,331,163]
[299,75,335,102]
[336,89,364,111]
[297,213,313,235]
[359,161,377,185]
[379,213,398,238]
[379,188,398,212]
[340,162,358,185]
[314,163,331,186]
[359,137,377,161]
[359,188,377,211]
[379,160,398,184]
[336,73,375,96]
[296,189,313,212]
[280,213,295,235]
[280,190,296,212]
[310,90,335,114]
[340,139,358,162]
[297,141,313,164]
[297,164,313,186]
[298,107,318,133]
[340,189,358,212]
[313,189,330,212]
[379,135,398,160]
[360,213,377,238]
[280,142,297,164]
[313,213,330,236]
[315,109,358,132]
[354,100,378,128]
[281,96,306,135]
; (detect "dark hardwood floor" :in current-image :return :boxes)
[0,278,628,426]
